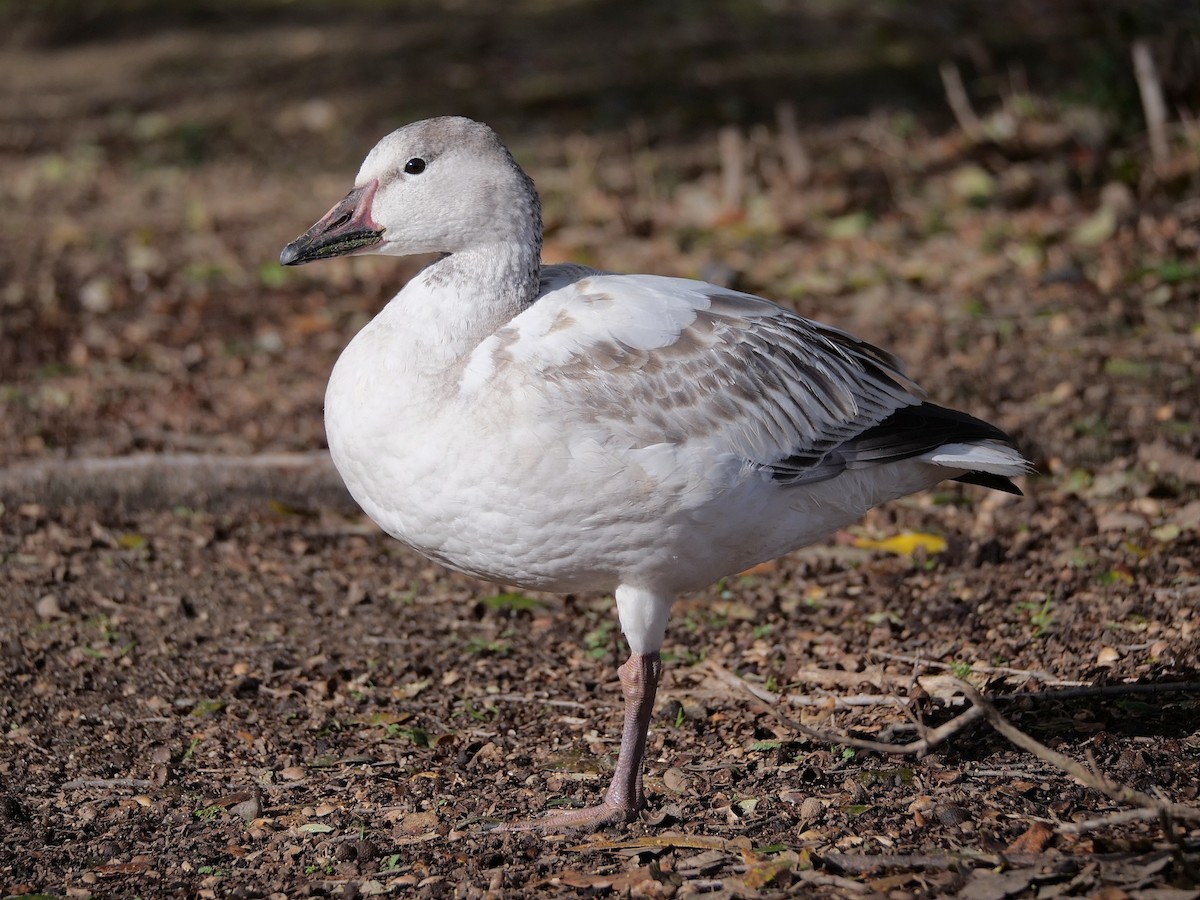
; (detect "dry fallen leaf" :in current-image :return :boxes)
[854,531,948,556]
[1005,821,1054,854]
[399,810,439,834]
[662,767,688,793]
[1096,646,1121,666]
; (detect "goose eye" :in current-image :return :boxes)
[404,158,427,175]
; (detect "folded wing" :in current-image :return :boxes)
[472,270,1024,490]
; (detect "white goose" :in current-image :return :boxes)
[281,116,1029,831]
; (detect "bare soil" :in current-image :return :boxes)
[1,4,1199,897]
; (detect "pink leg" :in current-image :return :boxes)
[501,651,663,832]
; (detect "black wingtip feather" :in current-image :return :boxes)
[953,471,1024,496]
[767,401,1028,495]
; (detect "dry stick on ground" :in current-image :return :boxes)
[793,868,871,894]
[1059,807,1170,834]
[717,660,1200,832]
[769,702,987,757]
[871,652,1200,704]
[939,60,986,143]
[59,777,154,791]
[718,125,747,212]
[1131,38,1170,171]
[871,650,1087,688]
[708,660,1200,714]
[951,678,1200,830]
[774,102,812,187]
[707,661,985,755]
[0,451,354,512]
[822,850,1013,876]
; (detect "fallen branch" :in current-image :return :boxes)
[0,451,354,512]
[717,660,1200,804]
[768,699,985,757]
[789,665,911,691]
[687,686,935,710]
[1057,807,1166,835]
[708,660,985,755]
[713,656,1200,715]
[704,660,922,708]
[952,678,1200,828]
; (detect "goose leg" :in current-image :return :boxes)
[501,651,663,831]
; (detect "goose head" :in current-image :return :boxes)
[280,116,541,267]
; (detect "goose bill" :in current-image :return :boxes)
[280,180,384,266]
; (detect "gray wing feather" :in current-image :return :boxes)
[539,287,926,475]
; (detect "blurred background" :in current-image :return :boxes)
[2,0,1198,475]
[2,4,1199,894]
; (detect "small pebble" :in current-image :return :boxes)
[935,803,970,826]
[232,796,261,822]
[799,796,825,822]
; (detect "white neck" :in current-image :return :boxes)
[372,238,542,372]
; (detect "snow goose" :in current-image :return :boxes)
[280,116,1029,831]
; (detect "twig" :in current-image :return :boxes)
[824,850,1004,874]
[705,657,979,758]
[713,655,1200,728]
[766,701,984,757]
[706,660,780,704]
[718,658,1200,781]
[875,721,920,743]
[1058,807,1164,835]
[60,777,153,790]
[705,660,939,710]
[489,693,589,711]
[718,126,746,211]
[1131,39,1170,170]
[874,652,1200,703]
[939,61,985,142]
[774,102,811,186]
[789,665,908,690]
[718,660,1200,837]
[690,685,935,710]
[795,693,941,709]
[700,657,916,710]
[871,650,1085,687]
[953,679,1200,826]
[793,868,872,893]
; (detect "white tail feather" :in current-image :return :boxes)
[921,440,1030,476]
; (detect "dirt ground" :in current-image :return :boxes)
[2,3,1199,897]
